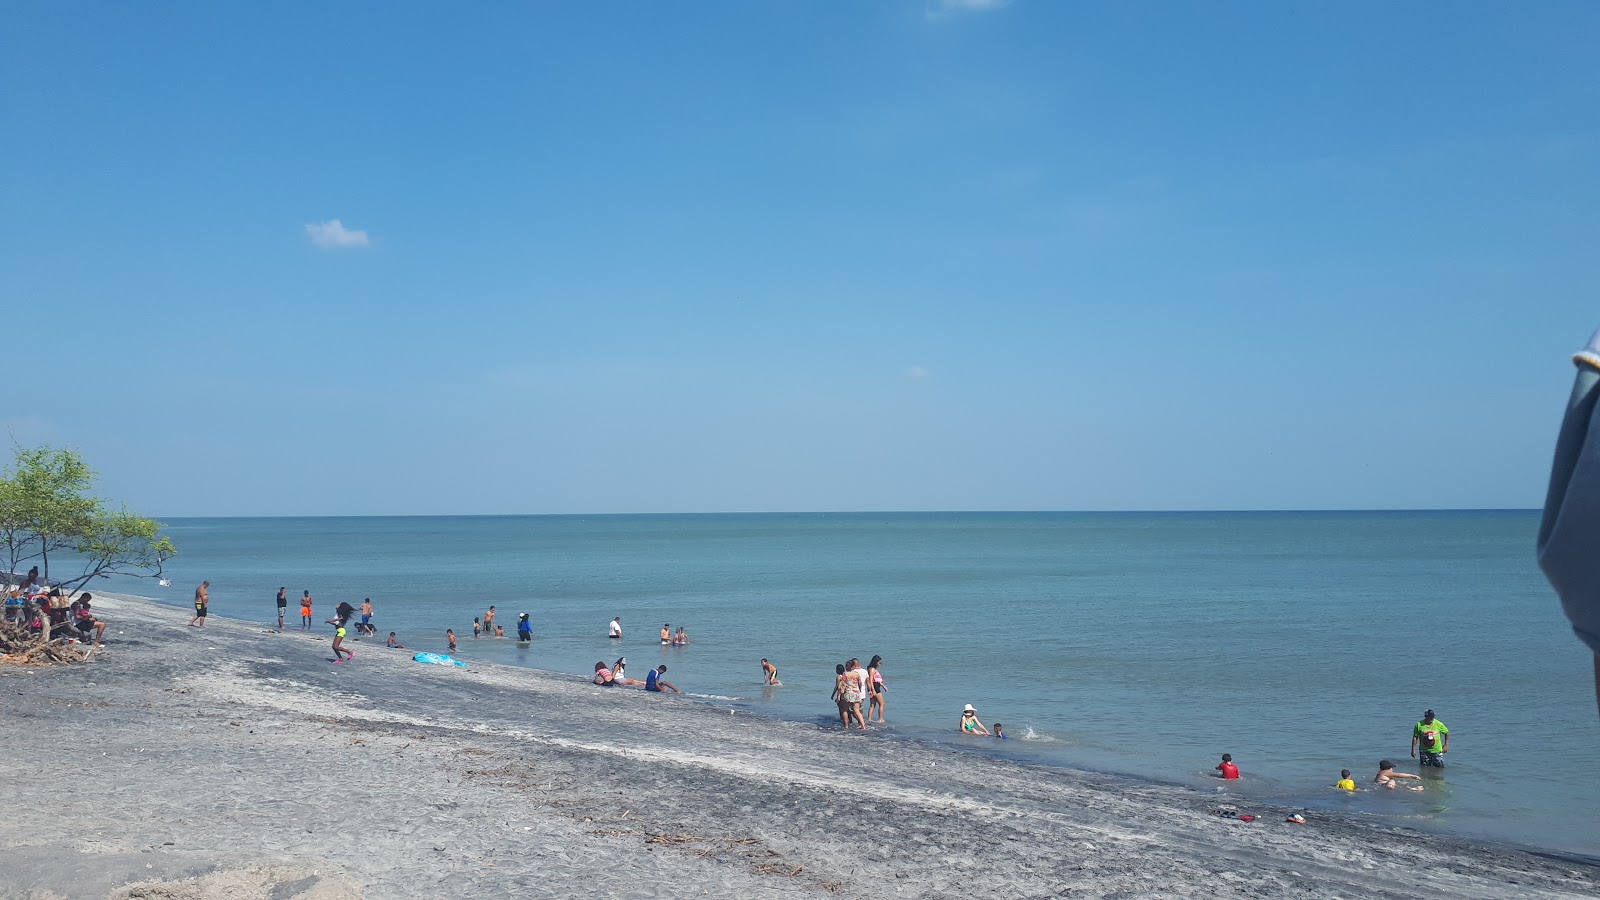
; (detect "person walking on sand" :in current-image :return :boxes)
[959,704,990,735]
[1411,709,1450,768]
[840,659,868,730]
[832,664,850,727]
[188,581,210,627]
[332,622,354,664]
[609,616,623,639]
[300,591,312,630]
[866,655,886,722]
[359,598,375,635]
[761,658,781,685]
[276,586,288,630]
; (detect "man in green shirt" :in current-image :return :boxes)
[1410,709,1450,768]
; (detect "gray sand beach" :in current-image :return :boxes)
[4,593,1597,899]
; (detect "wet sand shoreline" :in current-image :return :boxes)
[3,592,1597,899]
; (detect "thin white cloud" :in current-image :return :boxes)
[304,219,371,249]
[929,0,1010,17]
[907,366,931,379]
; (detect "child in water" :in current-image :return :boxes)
[446,629,457,651]
[1216,754,1240,779]
[473,617,482,638]
[993,723,1006,740]
[1336,769,1355,791]
[494,625,504,637]
[386,632,404,649]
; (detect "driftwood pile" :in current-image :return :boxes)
[0,621,91,665]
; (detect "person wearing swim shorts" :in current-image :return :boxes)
[188,581,210,628]
[332,623,354,663]
[609,616,623,639]
[1410,709,1450,768]
[276,586,288,630]
[761,658,781,685]
[359,597,374,634]
[483,605,496,635]
[386,632,404,649]
[446,629,457,651]
[300,591,312,630]
[660,624,671,644]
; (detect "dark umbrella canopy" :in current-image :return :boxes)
[1538,326,1600,713]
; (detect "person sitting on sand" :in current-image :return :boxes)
[1216,754,1240,779]
[332,623,354,663]
[761,658,781,685]
[71,594,107,648]
[386,632,404,649]
[446,629,457,651]
[612,657,643,686]
[594,661,617,686]
[1375,760,1424,790]
[1336,769,1356,791]
[517,613,532,642]
[993,723,1005,740]
[959,704,990,735]
[645,665,680,693]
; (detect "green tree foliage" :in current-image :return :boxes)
[0,445,175,593]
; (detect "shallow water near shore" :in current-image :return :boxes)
[123,510,1599,856]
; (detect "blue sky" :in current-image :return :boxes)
[3,1,1597,516]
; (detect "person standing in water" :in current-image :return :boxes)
[483,605,496,635]
[188,581,210,628]
[673,626,688,646]
[866,655,886,723]
[1411,709,1450,768]
[300,591,313,630]
[516,613,532,642]
[761,658,781,685]
[660,624,671,644]
[609,616,623,639]
[275,586,288,630]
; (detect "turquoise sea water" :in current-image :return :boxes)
[124,511,1597,856]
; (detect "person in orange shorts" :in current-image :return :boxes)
[299,591,313,630]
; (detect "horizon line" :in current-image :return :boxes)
[150,507,1542,520]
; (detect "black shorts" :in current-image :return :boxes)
[194,605,208,617]
[1419,750,1445,768]
[75,620,95,633]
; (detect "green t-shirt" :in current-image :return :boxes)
[1413,719,1448,753]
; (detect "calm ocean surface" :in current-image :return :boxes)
[128,511,1597,856]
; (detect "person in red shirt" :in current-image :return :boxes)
[1216,753,1240,779]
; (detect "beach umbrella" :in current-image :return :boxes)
[1537,324,1600,710]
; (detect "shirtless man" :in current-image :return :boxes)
[659,624,671,644]
[761,658,781,685]
[188,581,210,627]
[483,605,496,635]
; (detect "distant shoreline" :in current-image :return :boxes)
[3,591,1595,899]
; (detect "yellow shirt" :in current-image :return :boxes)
[1335,778,1356,791]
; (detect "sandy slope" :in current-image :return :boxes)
[2,593,1596,900]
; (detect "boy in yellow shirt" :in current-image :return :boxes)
[1335,769,1356,791]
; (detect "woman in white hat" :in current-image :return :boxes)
[959,704,989,735]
